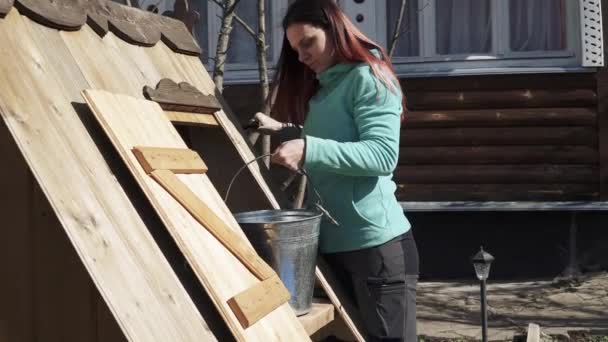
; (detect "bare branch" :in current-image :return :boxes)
[388,0,407,57]
[388,0,431,56]
[234,13,257,39]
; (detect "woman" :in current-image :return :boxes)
[254,0,418,340]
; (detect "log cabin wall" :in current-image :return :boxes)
[398,73,601,201]
[224,72,603,202]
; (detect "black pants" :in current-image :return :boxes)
[324,230,419,342]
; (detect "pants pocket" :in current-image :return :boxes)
[355,277,407,341]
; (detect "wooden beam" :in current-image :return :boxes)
[149,169,276,281]
[526,323,541,342]
[396,184,598,201]
[394,165,598,184]
[297,298,335,336]
[404,108,597,128]
[400,73,595,91]
[399,146,598,165]
[165,111,219,127]
[227,275,291,329]
[132,146,208,174]
[406,89,596,110]
[149,169,290,328]
[401,126,597,146]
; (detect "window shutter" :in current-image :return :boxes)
[580,0,604,67]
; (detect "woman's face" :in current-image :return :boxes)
[286,23,337,74]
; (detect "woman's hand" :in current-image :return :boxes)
[250,112,283,134]
[271,139,305,171]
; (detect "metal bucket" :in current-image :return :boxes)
[234,209,322,316]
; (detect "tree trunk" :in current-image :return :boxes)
[256,0,271,167]
[212,0,238,92]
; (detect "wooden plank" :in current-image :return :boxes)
[401,73,596,91]
[227,275,291,329]
[170,50,365,342]
[132,146,208,174]
[399,146,598,165]
[394,165,598,184]
[82,89,310,341]
[406,89,597,110]
[164,48,285,209]
[0,10,214,341]
[143,78,222,113]
[166,110,219,127]
[526,323,541,342]
[404,108,597,128]
[149,169,276,280]
[396,184,598,201]
[401,126,597,146]
[297,299,335,336]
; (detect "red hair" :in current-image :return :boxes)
[270,0,406,125]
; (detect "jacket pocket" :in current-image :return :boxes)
[351,177,387,227]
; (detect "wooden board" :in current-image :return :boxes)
[394,165,598,184]
[163,48,365,342]
[0,9,215,341]
[106,36,361,341]
[400,126,597,146]
[297,299,335,336]
[404,108,597,128]
[406,89,597,110]
[398,146,598,165]
[133,146,208,174]
[82,89,310,342]
[166,111,219,127]
[396,184,598,201]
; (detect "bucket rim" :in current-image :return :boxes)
[233,209,323,224]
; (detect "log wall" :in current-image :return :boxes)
[398,73,601,201]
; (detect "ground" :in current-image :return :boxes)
[417,272,608,341]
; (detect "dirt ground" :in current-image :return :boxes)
[417,272,608,341]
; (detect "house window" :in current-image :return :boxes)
[373,0,583,76]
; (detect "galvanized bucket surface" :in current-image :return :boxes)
[234,209,322,316]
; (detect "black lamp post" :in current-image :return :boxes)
[471,246,494,342]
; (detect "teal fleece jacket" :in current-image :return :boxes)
[302,61,411,253]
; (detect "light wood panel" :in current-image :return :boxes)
[165,111,219,127]
[170,48,366,342]
[82,89,310,342]
[132,146,208,174]
[113,37,361,340]
[298,299,335,336]
[0,9,214,341]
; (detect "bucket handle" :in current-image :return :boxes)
[224,154,339,226]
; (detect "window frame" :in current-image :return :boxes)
[374,0,588,77]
